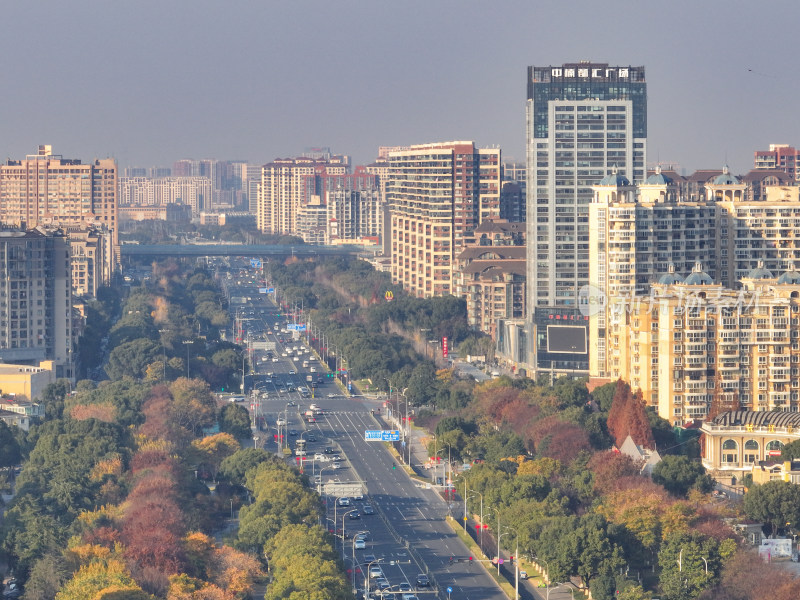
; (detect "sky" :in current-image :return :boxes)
[2,0,799,175]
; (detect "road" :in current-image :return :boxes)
[221,264,559,600]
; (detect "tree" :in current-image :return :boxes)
[55,559,150,600]
[105,338,161,380]
[658,530,730,600]
[0,420,21,468]
[190,433,240,482]
[606,381,655,449]
[743,479,800,536]
[219,448,276,487]
[23,552,70,600]
[217,404,251,440]
[780,438,800,461]
[652,455,714,497]
[168,378,217,436]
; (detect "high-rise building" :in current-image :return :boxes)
[0,145,118,280]
[602,266,800,425]
[257,155,349,235]
[0,228,74,379]
[388,141,501,298]
[525,63,646,374]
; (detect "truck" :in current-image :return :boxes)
[307,375,313,382]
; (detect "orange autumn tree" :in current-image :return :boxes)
[606,380,655,449]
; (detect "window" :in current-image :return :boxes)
[744,440,759,464]
[721,439,738,464]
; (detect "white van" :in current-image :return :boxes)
[303,361,309,368]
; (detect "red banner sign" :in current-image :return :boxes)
[442,336,448,358]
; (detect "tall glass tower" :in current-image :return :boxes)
[525,62,647,375]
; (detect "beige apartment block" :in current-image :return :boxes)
[257,157,348,235]
[601,266,800,425]
[455,219,526,339]
[0,145,118,271]
[388,142,500,298]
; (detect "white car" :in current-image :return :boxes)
[332,462,342,470]
[313,453,325,461]
[355,539,366,549]
[369,566,383,579]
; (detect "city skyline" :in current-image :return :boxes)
[2,1,799,173]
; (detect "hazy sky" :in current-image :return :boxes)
[3,1,799,174]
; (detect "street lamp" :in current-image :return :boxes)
[467,491,484,551]
[158,329,171,381]
[351,530,368,592]
[182,340,194,379]
[342,509,356,543]
[500,526,521,600]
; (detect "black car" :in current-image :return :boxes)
[416,574,430,587]
[362,505,375,515]
[289,430,298,436]
[324,447,334,454]
[307,434,317,442]
[348,511,361,520]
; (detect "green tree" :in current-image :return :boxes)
[218,403,252,440]
[658,531,727,600]
[105,338,160,380]
[780,438,800,461]
[0,420,21,468]
[219,448,277,487]
[743,479,800,536]
[652,455,714,497]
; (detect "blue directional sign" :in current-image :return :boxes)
[365,430,401,442]
[447,587,453,594]
[287,323,307,331]
[382,430,400,442]
[267,287,275,293]
[250,258,262,268]
[258,288,268,294]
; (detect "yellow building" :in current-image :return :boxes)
[702,410,800,480]
[598,264,800,425]
[0,363,55,402]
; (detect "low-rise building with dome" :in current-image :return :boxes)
[701,410,800,481]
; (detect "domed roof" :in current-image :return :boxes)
[778,262,800,284]
[598,165,630,187]
[684,262,713,286]
[713,164,740,185]
[747,261,774,280]
[657,263,683,285]
[645,165,673,186]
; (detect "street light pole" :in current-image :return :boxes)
[182,340,194,379]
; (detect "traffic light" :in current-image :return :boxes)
[392,465,396,470]
[469,556,473,563]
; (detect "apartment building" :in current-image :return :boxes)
[601,265,800,425]
[588,168,718,377]
[119,176,212,215]
[0,228,74,379]
[754,144,800,181]
[454,219,526,338]
[0,145,118,275]
[718,183,800,286]
[388,141,500,298]
[257,156,348,235]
